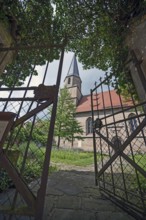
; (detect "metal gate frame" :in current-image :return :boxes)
[91,74,146,219]
[0,42,66,220]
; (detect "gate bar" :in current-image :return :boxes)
[95,130,146,178]
[34,45,65,220]
[91,89,98,185]
[100,77,116,194]
[96,117,146,177]
[0,152,36,210]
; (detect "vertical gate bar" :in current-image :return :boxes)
[2,86,15,112]
[97,117,146,176]
[2,61,26,112]
[14,68,34,117]
[35,46,65,220]
[127,85,146,209]
[6,58,51,220]
[9,60,51,219]
[96,81,105,187]
[0,69,36,219]
[115,76,145,208]
[117,82,135,203]
[8,71,35,220]
[100,77,115,194]
[10,102,34,146]
[99,78,107,189]
[9,107,38,220]
[91,88,98,185]
[95,83,104,168]
[42,61,49,84]
[6,67,35,151]
[107,76,128,201]
[130,89,146,144]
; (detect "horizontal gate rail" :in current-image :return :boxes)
[95,126,146,178]
[0,43,66,220]
[91,73,146,219]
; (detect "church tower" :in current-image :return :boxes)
[64,55,82,105]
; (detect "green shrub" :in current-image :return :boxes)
[0,170,10,191]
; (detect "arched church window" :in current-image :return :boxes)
[128,113,138,133]
[68,77,71,84]
[86,117,93,134]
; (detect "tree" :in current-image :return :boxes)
[66,119,84,148]
[55,87,83,148]
[0,0,145,93]
[53,0,145,96]
[32,119,50,147]
[0,0,61,86]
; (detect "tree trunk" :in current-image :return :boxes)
[71,135,74,148]
[57,136,60,149]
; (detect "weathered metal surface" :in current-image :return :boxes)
[0,152,36,211]
[0,112,16,147]
[34,84,57,102]
[0,45,65,220]
[34,47,65,220]
[91,74,146,219]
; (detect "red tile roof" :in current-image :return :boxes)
[76,90,133,113]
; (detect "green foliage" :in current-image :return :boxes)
[0,170,10,191]
[32,119,50,146]
[11,119,51,147]
[18,143,57,183]
[55,87,84,148]
[133,154,146,171]
[0,149,20,191]
[130,153,146,191]
[11,124,30,144]
[0,0,145,94]
[53,0,145,93]
[0,0,61,86]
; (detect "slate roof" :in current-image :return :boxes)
[76,90,133,113]
[67,54,80,77]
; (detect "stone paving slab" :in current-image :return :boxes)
[43,170,135,220]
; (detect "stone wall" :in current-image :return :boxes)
[126,15,146,103]
[57,108,137,152]
[0,22,15,75]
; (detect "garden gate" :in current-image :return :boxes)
[91,71,146,219]
[0,43,65,220]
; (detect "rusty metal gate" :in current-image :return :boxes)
[91,73,146,219]
[0,44,65,220]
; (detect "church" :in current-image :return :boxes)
[62,55,137,151]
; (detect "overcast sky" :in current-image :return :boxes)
[29,51,105,95]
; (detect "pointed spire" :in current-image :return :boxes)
[67,54,80,77]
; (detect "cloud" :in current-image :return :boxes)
[25,51,105,95]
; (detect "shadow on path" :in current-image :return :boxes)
[43,170,135,220]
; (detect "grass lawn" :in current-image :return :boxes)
[128,153,146,191]
[132,154,146,170]
[51,148,95,166]
[18,143,95,167]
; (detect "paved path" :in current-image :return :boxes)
[43,169,135,220]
